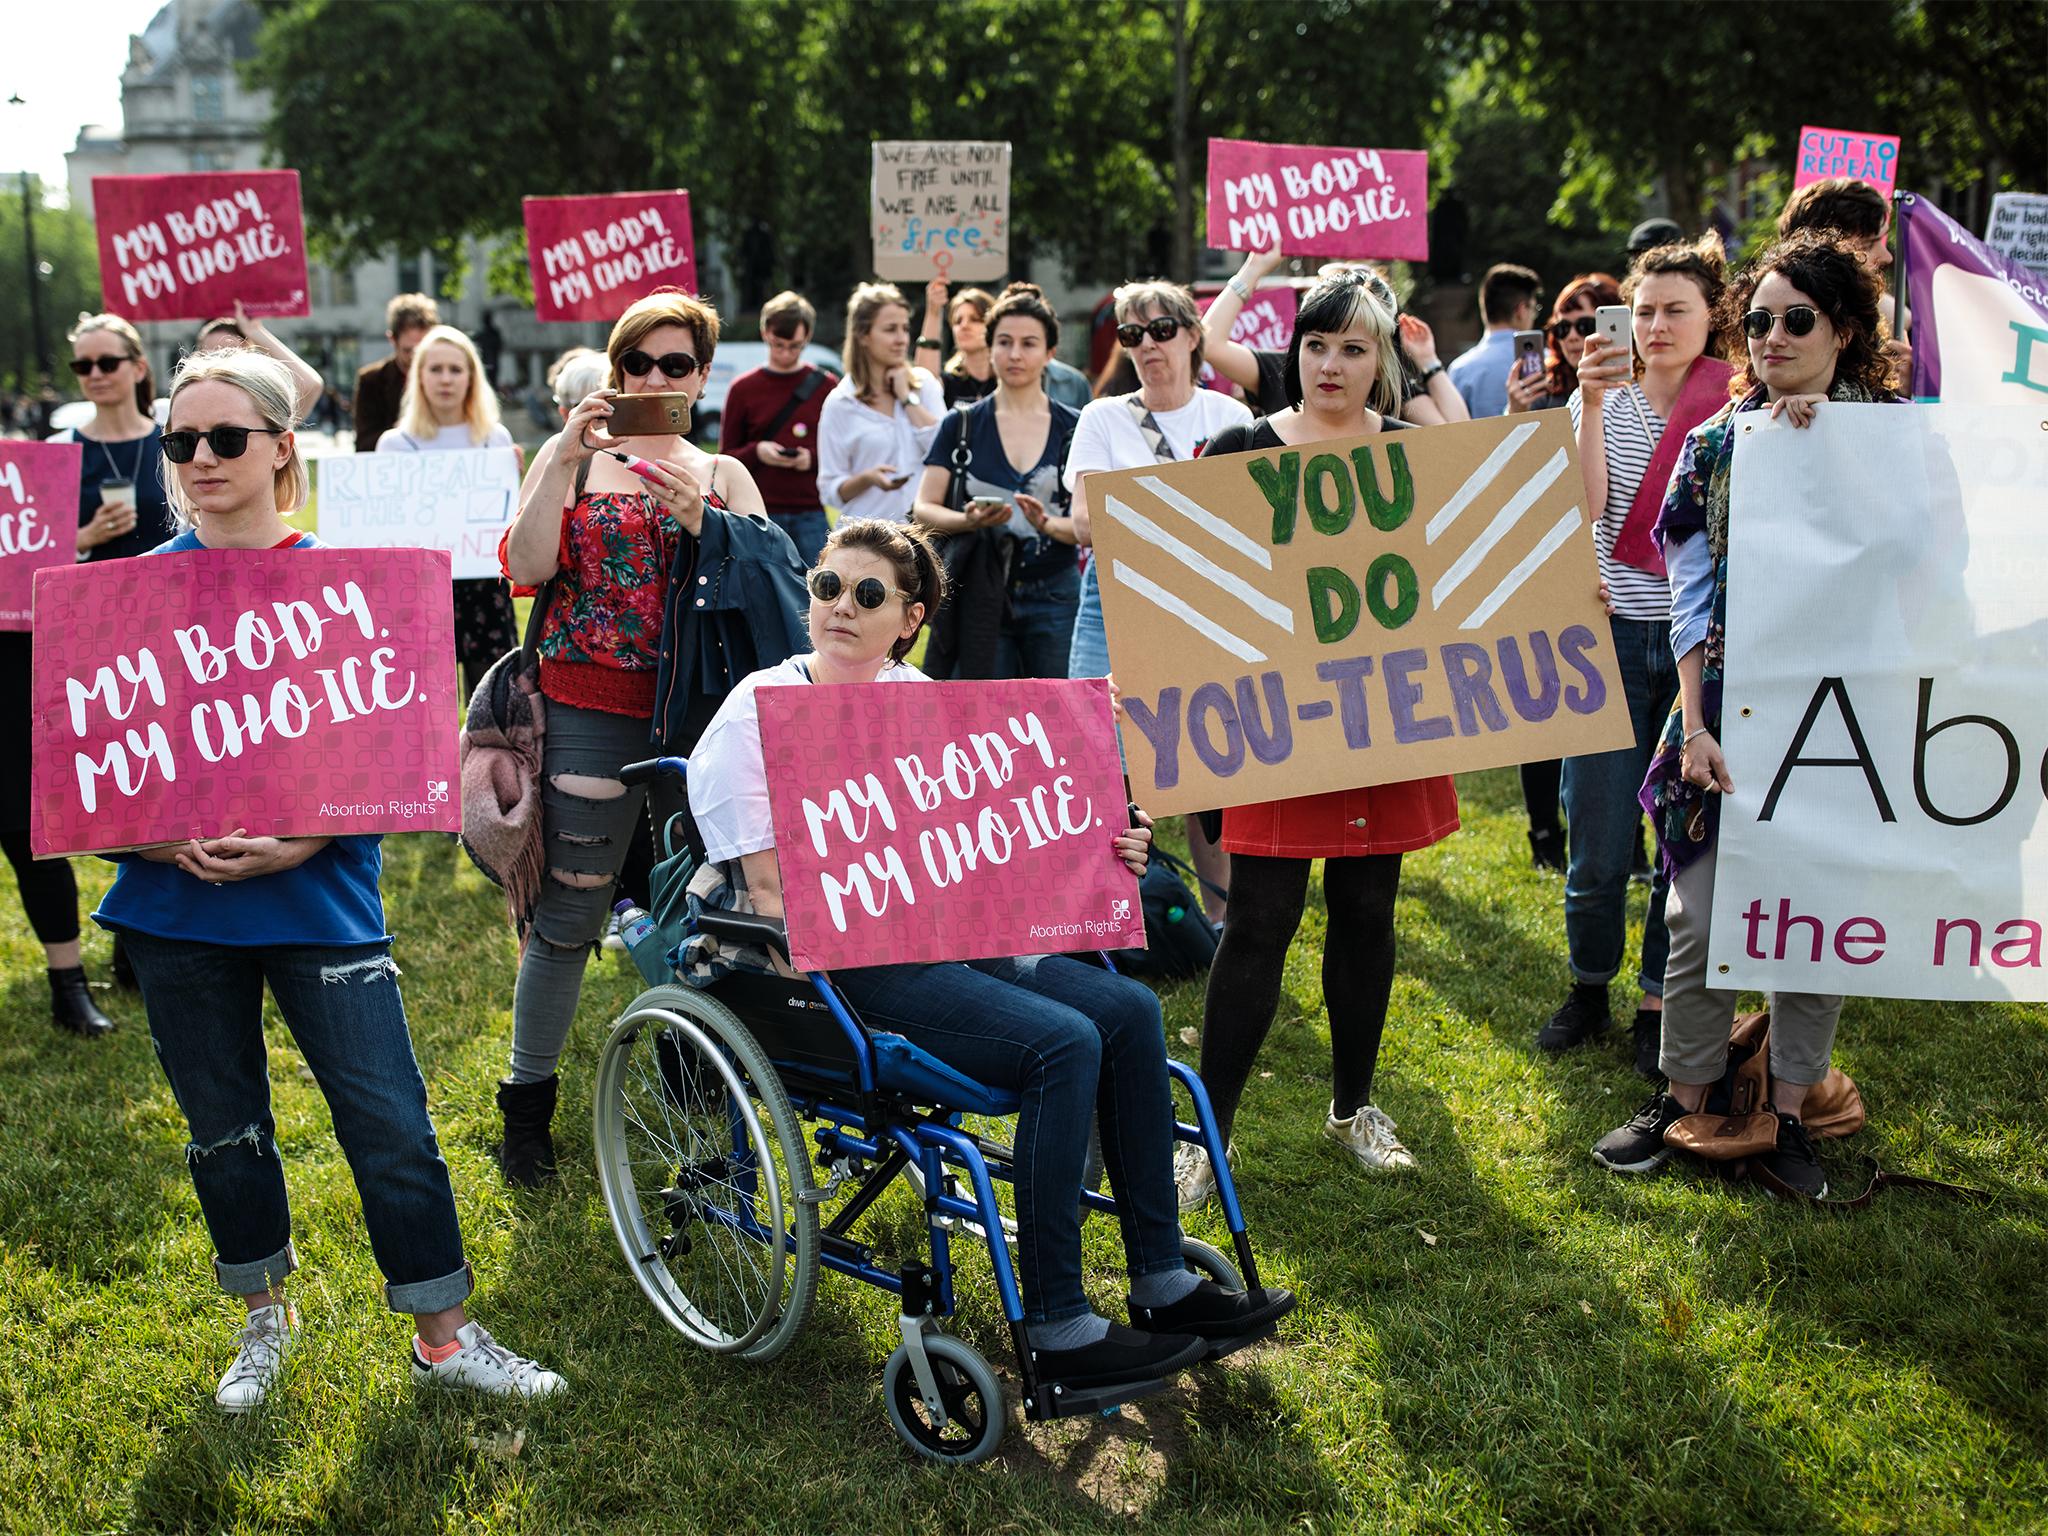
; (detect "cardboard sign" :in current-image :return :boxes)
[1710,405,2048,1001]
[308,448,518,579]
[523,191,697,322]
[871,141,1011,283]
[1984,192,2048,276]
[91,171,310,321]
[0,443,83,632]
[1900,194,2048,405]
[1206,139,1428,261]
[1088,414,1632,816]
[1793,126,1901,195]
[756,678,1142,970]
[30,547,459,857]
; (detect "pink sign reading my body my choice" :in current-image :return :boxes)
[0,442,82,632]
[1794,126,1901,195]
[92,171,310,322]
[30,547,459,858]
[756,678,1144,972]
[524,191,697,322]
[1207,138,1429,261]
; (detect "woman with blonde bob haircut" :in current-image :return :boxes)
[817,281,943,524]
[158,348,310,526]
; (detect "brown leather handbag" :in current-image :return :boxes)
[1664,1010,1865,1164]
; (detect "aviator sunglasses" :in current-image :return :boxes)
[1741,304,1821,340]
[619,348,704,380]
[69,355,133,376]
[160,426,285,463]
[807,567,912,609]
[1116,316,1186,349]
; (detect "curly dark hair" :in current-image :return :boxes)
[1718,230,1896,399]
[1622,237,1733,373]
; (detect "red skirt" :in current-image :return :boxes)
[1221,776,1459,860]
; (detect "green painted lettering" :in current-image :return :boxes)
[1365,553,1419,629]
[1248,453,1300,544]
[1353,442,1415,530]
[1305,452,1355,535]
[1307,566,1361,643]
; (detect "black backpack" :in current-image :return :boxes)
[1111,848,1225,981]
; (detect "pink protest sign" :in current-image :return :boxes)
[1200,284,1298,395]
[30,547,459,857]
[1794,126,1901,195]
[756,678,1144,971]
[92,171,310,322]
[523,191,697,322]
[0,442,82,632]
[1207,138,1428,261]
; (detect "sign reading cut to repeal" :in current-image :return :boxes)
[871,141,1011,283]
[30,547,459,857]
[756,677,1141,970]
[1793,126,1901,196]
[1088,414,1632,816]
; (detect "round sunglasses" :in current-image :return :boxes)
[1741,304,1821,340]
[161,426,285,463]
[807,568,913,609]
[1116,316,1185,349]
[620,348,703,380]
[69,355,134,376]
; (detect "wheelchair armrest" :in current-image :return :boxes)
[619,755,688,788]
[694,908,791,962]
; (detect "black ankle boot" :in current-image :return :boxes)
[50,967,115,1038]
[1528,826,1567,873]
[496,1075,559,1187]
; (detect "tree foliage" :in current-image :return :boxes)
[0,182,102,395]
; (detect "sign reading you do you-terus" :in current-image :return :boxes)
[1089,414,1633,816]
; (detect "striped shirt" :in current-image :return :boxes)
[1568,382,1671,620]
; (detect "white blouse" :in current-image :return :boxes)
[815,372,944,523]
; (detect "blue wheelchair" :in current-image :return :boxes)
[591,757,1272,1464]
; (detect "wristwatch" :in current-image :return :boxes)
[915,335,941,349]
[1418,361,1447,383]
[1226,275,1254,302]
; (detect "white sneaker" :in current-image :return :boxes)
[411,1321,567,1399]
[600,911,627,954]
[1174,1140,1233,1212]
[215,1301,296,1414]
[1324,1103,1416,1171]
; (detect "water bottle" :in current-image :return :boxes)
[614,900,671,985]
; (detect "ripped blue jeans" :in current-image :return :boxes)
[121,932,471,1313]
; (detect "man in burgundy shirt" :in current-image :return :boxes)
[350,292,439,452]
[720,291,837,562]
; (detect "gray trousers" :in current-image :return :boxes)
[1659,840,1844,1089]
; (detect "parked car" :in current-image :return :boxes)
[690,340,842,448]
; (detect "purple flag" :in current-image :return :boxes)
[1900,193,2048,403]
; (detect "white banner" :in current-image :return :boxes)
[309,448,519,580]
[1710,403,2048,1000]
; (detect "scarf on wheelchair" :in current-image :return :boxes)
[673,860,784,988]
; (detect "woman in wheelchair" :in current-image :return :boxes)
[686,517,1295,1393]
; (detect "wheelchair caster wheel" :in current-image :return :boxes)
[1181,1235,1244,1290]
[883,1334,1005,1465]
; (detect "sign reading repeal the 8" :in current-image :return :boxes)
[31,547,460,857]
[1087,414,1631,817]
[0,442,82,631]
[92,171,311,322]
[523,191,698,322]
[309,448,519,580]
[756,678,1142,971]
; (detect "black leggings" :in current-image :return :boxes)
[1199,852,1402,1142]
[0,831,80,947]
[1520,758,1562,837]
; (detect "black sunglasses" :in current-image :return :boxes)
[620,348,703,380]
[70,355,131,376]
[160,426,286,463]
[808,568,911,609]
[1549,315,1598,339]
[1116,317,1185,349]
[1742,305,1821,340]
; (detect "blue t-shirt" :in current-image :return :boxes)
[923,398,1080,585]
[93,530,389,948]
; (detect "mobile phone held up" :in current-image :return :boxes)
[1593,305,1633,369]
[606,391,693,438]
[1512,329,1546,379]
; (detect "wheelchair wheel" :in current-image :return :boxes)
[883,1334,1006,1466]
[1181,1236,1244,1290]
[593,985,819,1361]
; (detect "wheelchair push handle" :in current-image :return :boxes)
[619,755,689,789]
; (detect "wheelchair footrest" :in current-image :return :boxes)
[1022,1372,1176,1422]
[1201,1322,1278,1361]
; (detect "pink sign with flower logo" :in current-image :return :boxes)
[30,547,459,857]
[755,677,1144,971]
[0,442,82,631]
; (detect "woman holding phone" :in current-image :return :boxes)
[495,288,769,1186]
[910,281,1081,679]
[1541,239,1734,1076]
[816,282,944,524]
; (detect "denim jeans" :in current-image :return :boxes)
[1067,558,1109,680]
[122,931,471,1313]
[830,952,1183,1324]
[997,566,1082,680]
[1560,615,1677,995]
[769,508,830,567]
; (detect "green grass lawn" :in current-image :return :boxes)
[1,767,2042,1534]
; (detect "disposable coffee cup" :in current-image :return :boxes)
[100,478,136,512]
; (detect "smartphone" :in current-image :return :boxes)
[1594,305,1633,366]
[1512,329,1545,378]
[966,495,1010,516]
[881,471,912,491]
[605,391,693,438]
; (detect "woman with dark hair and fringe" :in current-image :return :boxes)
[940,285,998,407]
[1592,232,1905,1199]
[1177,269,1460,1207]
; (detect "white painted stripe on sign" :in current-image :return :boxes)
[1460,507,1583,629]
[1425,419,1543,543]
[1101,494,1294,632]
[1110,560,1268,663]
[1133,474,1274,569]
[1430,448,1569,608]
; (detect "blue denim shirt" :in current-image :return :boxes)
[1665,530,1717,661]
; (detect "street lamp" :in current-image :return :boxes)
[7,93,52,393]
